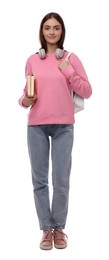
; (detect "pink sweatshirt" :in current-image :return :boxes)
[19,51,92,125]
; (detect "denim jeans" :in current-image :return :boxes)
[27,124,74,230]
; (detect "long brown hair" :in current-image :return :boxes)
[39,12,66,52]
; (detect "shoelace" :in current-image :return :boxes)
[43,229,54,241]
[54,229,68,239]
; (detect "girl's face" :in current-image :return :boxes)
[42,18,62,46]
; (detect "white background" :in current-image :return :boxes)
[0,0,109,259]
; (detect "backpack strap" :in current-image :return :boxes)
[65,52,84,113]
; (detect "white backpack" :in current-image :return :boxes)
[65,52,84,113]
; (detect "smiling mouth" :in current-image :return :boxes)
[48,36,56,39]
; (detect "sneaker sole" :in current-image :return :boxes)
[40,245,53,250]
[54,244,67,249]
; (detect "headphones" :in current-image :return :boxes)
[39,48,64,59]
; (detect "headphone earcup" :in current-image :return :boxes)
[55,48,64,59]
[39,48,46,59]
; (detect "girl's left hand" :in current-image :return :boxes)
[58,59,70,70]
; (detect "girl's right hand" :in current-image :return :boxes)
[22,94,37,107]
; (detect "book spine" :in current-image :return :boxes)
[27,75,34,97]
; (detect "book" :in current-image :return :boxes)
[27,75,34,97]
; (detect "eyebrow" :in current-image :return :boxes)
[43,25,61,28]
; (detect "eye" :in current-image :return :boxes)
[54,26,61,31]
[43,26,50,31]
[55,27,60,30]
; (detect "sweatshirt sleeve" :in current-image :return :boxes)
[60,53,92,99]
[18,60,32,108]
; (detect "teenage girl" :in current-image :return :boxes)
[19,12,92,250]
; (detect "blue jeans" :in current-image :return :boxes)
[27,124,74,230]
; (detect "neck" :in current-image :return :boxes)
[47,44,58,54]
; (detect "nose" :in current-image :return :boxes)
[50,28,54,34]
